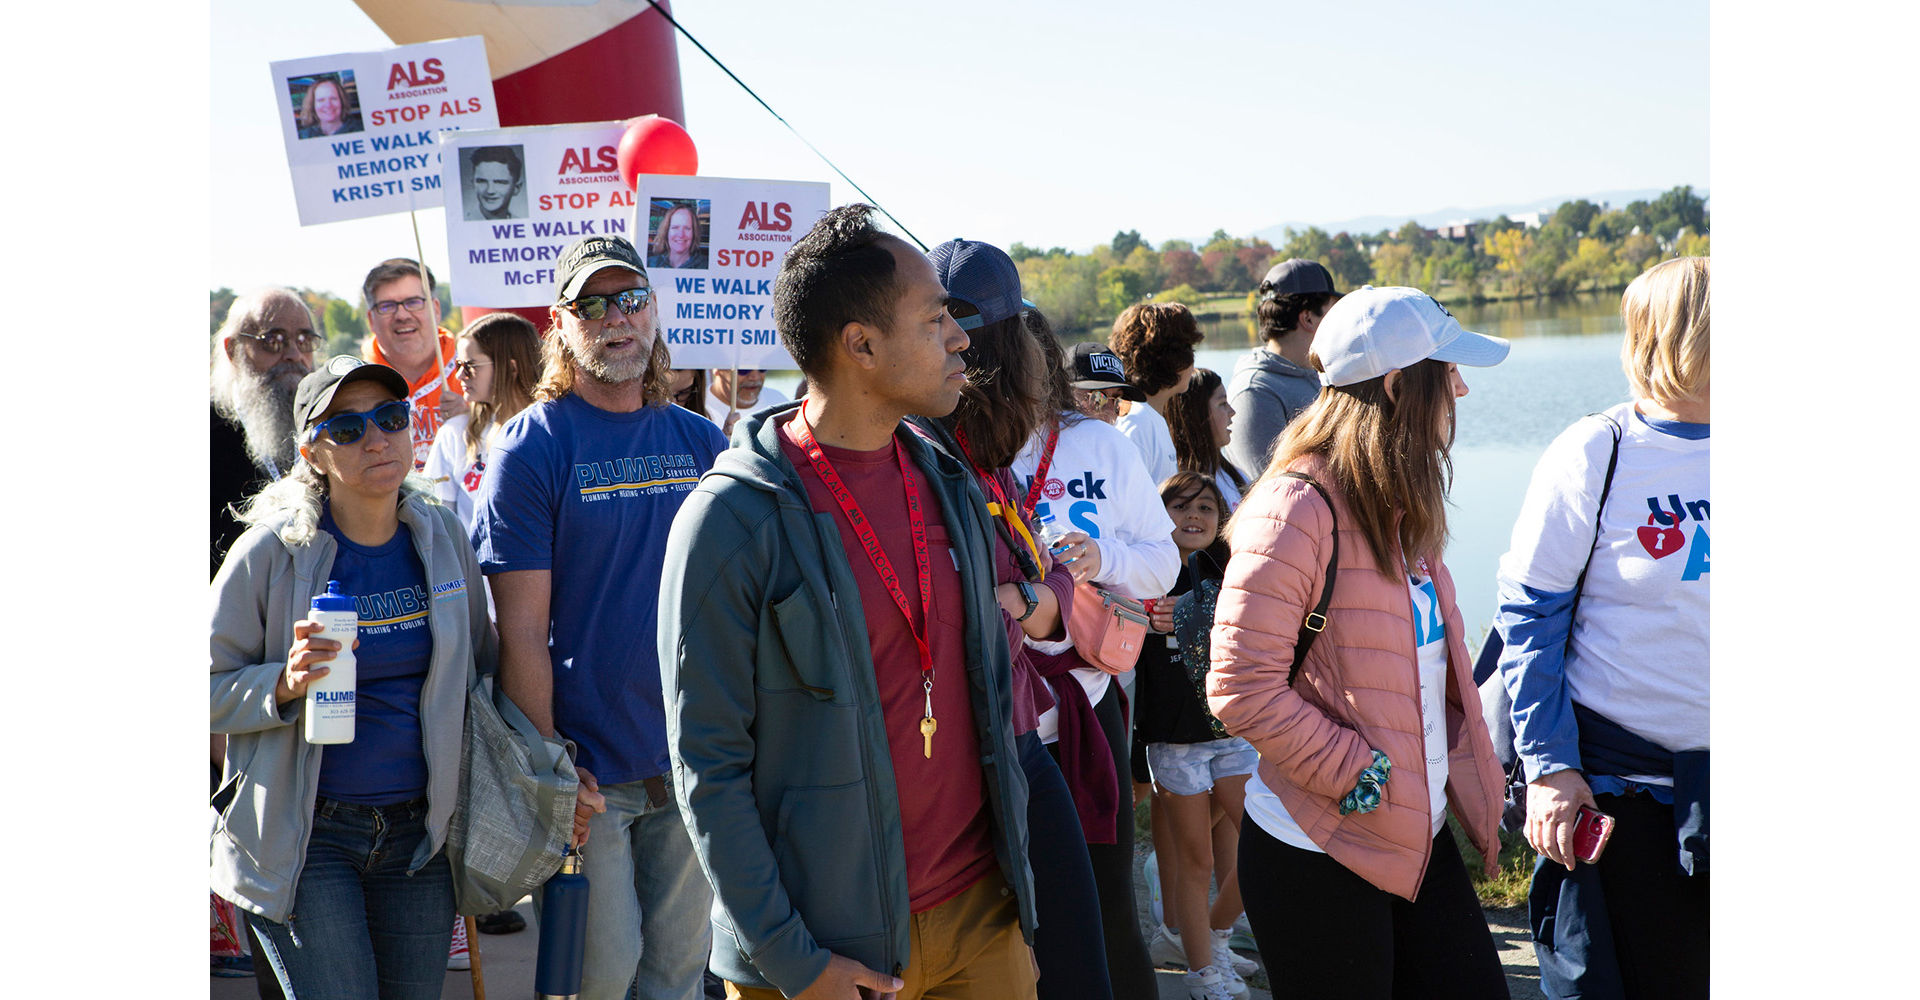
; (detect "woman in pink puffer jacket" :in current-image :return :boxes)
[1207,286,1512,1000]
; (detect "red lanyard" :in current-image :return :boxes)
[1022,423,1060,520]
[791,406,935,693]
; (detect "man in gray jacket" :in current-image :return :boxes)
[659,204,1037,1000]
[1223,259,1340,475]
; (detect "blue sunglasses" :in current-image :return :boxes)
[308,399,411,445]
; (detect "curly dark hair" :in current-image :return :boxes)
[772,203,901,379]
[1108,302,1203,396]
[1255,291,1339,341]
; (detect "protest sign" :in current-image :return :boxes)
[440,121,640,306]
[635,175,830,370]
[271,36,497,226]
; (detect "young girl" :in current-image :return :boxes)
[1136,471,1259,1000]
[1209,286,1511,998]
[1166,369,1251,511]
[422,312,542,530]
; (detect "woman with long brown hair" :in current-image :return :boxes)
[1165,368,1251,511]
[926,239,1114,1000]
[422,312,542,531]
[1207,286,1511,997]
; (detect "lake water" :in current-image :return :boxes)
[1181,293,1633,639]
[762,292,1632,639]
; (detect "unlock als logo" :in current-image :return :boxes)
[1637,493,1710,581]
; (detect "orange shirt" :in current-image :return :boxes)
[365,329,464,470]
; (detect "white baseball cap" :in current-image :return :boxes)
[1311,286,1510,387]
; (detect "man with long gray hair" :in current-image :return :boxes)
[210,288,320,578]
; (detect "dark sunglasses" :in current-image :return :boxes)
[307,399,411,445]
[565,286,653,320]
[236,330,323,353]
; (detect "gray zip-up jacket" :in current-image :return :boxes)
[210,481,492,922]
[658,402,1036,996]
[1224,346,1324,476]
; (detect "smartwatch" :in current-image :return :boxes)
[1014,580,1039,622]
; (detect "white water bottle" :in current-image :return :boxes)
[304,581,358,745]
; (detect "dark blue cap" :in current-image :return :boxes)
[929,239,1024,331]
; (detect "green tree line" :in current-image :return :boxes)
[1015,185,1707,333]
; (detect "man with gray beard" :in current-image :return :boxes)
[210,289,319,579]
[471,234,726,1000]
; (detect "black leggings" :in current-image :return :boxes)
[1051,682,1157,1000]
[1238,818,1507,999]
[1020,731,1114,1000]
[1590,790,1709,999]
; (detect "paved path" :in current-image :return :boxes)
[215,890,1544,999]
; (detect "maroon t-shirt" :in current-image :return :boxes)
[779,417,995,912]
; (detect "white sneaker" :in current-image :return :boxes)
[1211,927,1259,977]
[1148,922,1186,969]
[447,917,471,972]
[1184,965,1238,1000]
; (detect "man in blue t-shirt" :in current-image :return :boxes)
[472,234,728,1000]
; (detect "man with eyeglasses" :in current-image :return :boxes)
[359,257,465,470]
[211,288,322,579]
[471,234,727,1000]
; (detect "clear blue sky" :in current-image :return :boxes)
[210,0,1707,299]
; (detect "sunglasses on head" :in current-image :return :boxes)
[307,399,411,445]
[564,286,653,320]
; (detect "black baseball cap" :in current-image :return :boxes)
[293,355,410,431]
[1257,259,1336,301]
[555,235,647,302]
[1069,342,1147,401]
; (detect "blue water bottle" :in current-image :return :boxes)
[535,846,590,999]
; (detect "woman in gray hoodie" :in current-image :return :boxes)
[210,357,493,1000]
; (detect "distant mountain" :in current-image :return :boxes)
[1250,187,1708,243]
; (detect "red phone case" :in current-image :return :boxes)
[1572,806,1615,863]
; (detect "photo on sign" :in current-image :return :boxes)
[288,70,363,140]
[646,198,710,270]
[460,145,527,221]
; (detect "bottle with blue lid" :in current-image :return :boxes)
[304,581,358,745]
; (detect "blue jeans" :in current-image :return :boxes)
[546,777,712,1000]
[246,797,454,1000]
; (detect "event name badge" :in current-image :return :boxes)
[633,174,831,372]
[270,36,498,226]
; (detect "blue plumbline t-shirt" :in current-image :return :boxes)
[317,511,432,804]
[471,393,727,784]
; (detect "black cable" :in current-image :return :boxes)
[641,0,928,251]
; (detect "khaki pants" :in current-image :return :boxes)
[726,870,1037,1000]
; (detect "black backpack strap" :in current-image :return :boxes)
[1569,412,1624,620]
[1279,472,1337,686]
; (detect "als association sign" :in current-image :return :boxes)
[439,121,638,307]
[271,37,497,226]
[634,174,829,369]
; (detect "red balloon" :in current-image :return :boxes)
[617,116,698,189]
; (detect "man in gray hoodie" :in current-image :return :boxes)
[1222,259,1340,476]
